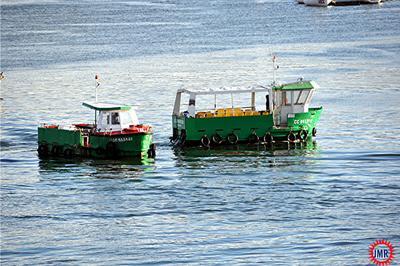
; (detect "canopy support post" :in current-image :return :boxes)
[251,92,256,111]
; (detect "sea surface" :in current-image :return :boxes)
[1,0,400,265]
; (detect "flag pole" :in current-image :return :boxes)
[271,53,279,86]
[94,74,100,126]
[272,54,276,85]
[95,74,100,103]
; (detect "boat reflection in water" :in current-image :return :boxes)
[173,139,320,169]
[38,157,155,180]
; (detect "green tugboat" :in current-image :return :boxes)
[38,102,155,159]
[171,79,323,147]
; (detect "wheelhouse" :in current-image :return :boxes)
[271,80,319,126]
[82,102,139,132]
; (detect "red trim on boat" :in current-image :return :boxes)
[74,123,91,128]
[93,125,152,136]
[44,124,59,129]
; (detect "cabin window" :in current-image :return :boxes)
[111,112,120,125]
[296,90,310,105]
[293,91,300,104]
[179,93,190,115]
[102,114,110,125]
[283,91,292,106]
[120,111,133,125]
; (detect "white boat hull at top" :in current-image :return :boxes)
[304,0,333,6]
[333,0,382,4]
[361,0,381,3]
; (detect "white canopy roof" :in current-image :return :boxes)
[177,85,270,96]
[82,102,134,111]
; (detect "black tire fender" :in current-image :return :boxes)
[106,142,118,157]
[38,144,49,156]
[227,133,238,145]
[312,128,317,137]
[51,145,61,155]
[147,143,156,158]
[175,130,186,147]
[212,133,223,145]
[81,148,90,157]
[287,132,296,143]
[95,147,105,155]
[63,148,73,158]
[297,129,308,141]
[248,133,259,144]
[263,132,273,144]
[200,135,210,148]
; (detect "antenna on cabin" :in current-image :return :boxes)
[95,74,100,103]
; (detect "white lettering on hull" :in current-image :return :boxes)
[293,119,312,125]
[111,137,133,142]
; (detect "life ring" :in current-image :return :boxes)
[38,144,48,156]
[227,133,238,145]
[263,132,273,144]
[212,133,223,145]
[287,132,296,143]
[297,129,308,141]
[106,142,118,157]
[147,143,156,158]
[51,145,62,155]
[200,135,210,147]
[312,128,317,137]
[63,148,73,158]
[248,132,259,144]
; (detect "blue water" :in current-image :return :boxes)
[1,0,400,265]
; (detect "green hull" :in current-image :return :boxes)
[172,107,322,145]
[38,127,154,159]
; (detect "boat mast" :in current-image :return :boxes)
[272,54,279,85]
[95,74,100,103]
[94,74,100,126]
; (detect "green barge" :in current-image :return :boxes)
[171,80,323,147]
[38,102,155,159]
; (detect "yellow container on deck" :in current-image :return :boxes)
[205,112,214,118]
[216,109,226,117]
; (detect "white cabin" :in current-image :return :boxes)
[82,102,139,132]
